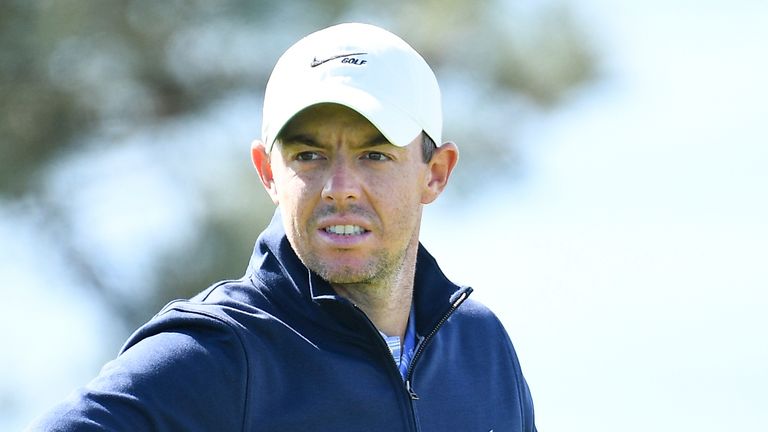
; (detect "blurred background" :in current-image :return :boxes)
[1,0,766,430]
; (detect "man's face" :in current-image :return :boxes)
[260,104,433,285]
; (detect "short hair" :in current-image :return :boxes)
[421,132,437,163]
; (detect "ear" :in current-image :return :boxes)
[421,141,459,204]
[251,140,279,205]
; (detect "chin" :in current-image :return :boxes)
[322,269,375,285]
[309,261,378,285]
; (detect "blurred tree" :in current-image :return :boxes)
[0,0,596,351]
[1,1,597,426]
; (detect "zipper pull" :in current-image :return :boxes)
[406,379,420,400]
[449,287,472,308]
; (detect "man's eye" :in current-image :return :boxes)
[364,152,391,161]
[296,152,322,161]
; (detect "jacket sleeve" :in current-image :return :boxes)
[25,312,249,432]
[495,316,537,432]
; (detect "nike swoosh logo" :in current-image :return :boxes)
[310,52,367,67]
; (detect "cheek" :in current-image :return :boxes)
[275,169,318,202]
[277,175,327,233]
[388,167,426,201]
[372,174,423,222]
[278,183,312,219]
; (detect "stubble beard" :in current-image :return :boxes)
[290,204,421,293]
[302,245,406,289]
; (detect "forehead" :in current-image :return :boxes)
[277,103,386,145]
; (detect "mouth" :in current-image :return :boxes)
[323,224,368,236]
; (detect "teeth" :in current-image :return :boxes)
[325,225,365,235]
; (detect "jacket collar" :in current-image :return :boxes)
[246,209,472,336]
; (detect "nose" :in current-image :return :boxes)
[321,159,360,204]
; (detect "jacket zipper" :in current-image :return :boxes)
[349,304,406,376]
[346,286,472,431]
[347,303,419,431]
[405,287,472,400]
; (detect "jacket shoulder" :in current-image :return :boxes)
[450,297,507,332]
[424,297,537,431]
[29,288,252,432]
[449,298,528,367]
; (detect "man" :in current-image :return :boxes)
[29,23,536,431]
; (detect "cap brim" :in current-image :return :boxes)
[265,84,422,151]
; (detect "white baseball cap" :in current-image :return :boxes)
[261,23,442,151]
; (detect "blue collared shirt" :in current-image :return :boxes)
[379,308,417,380]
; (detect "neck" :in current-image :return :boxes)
[331,241,418,340]
[333,280,413,340]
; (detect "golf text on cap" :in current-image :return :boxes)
[310,52,368,67]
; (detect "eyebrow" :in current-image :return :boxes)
[278,133,322,148]
[278,132,392,149]
[364,133,391,147]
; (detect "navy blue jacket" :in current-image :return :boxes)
[29,212,536,431]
